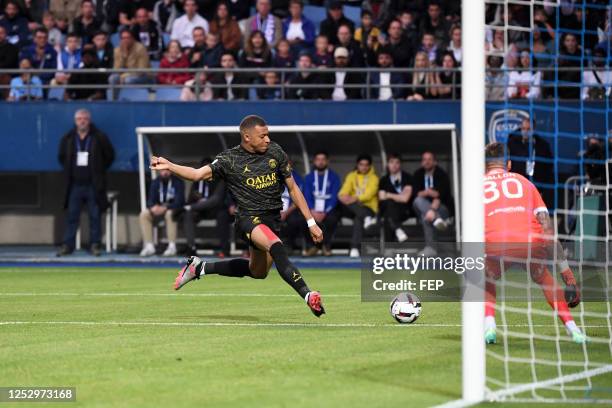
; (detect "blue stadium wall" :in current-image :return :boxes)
[1,100,608,173]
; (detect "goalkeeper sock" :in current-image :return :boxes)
[565,320,579,334]
[485,280,496,318]
[203,259,252,278]
[485,316,496,331]
[269,242,310,299]
[538,268,572,325]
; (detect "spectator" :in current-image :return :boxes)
[419,32,441,64]
[178,158,230,257]
[382,19,413,68]
[331,46,363,100]
[153,0,180,34]
[10,0,45,27]
[170,0,209,48]
[378,153,413,243]
[301,151,341,257]
[282,0,315,57]
[139,168,185,257]
[92,30,113,69]
[226,0,252,21]
[53,32,82,86]
[0,25,18,99]
[398,9,419,51]
[71,0,101,44]
[180,71,213,100]
[66,47,107,100]
[119,0,155,28]
[41,11,63,49]
[258,71,282,100]
[157,40,191,85]
[485,55,507,101]
[208,1,241,52]
[370,47,404,100]
[211,51,248,100]
[57,109,115,257]
[130,7,164,61]
[19,27,57,85]
[337,153,379,258]
[507,50,541,99]
[319,1,354,46]
[287,52,329,100]
[49,0,81,27]
[506,118,554,207]
[199,31,223,68]
[273,39,294,68]
[412,151,453,256]
[98,0,121,33]
[419,1,449,47]
[582,48,611,100]
[312,34,332,67]
[8,58,43,101]
[238,30,272,83]
[447,24,461,65]
[244,0,283,48]
[558,33,581,99]
[485,28,505,55]
[406,51,434,101]
[109,28,152,99]
[582,136,606,186]
[337,24,365,67]
[432,51,461,99]
[187,26,206,67]
[361,0,392,29]
[355,10,381,60]
[0,1,30,46]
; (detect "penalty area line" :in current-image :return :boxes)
[0,321,451,328]
[0,292,359,298]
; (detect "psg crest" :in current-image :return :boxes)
[487,109,530,144]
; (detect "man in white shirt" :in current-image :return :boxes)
[170,0,209,48]
[582,48,611,100]
[331,46,363,100]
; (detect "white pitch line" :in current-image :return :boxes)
[0,321,609,329]
[0,292,359,298]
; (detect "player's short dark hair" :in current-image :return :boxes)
[485,142,507,164]
[313,150,329,158]
[356,153,372,164]
[239,115,267,134]
[387,153,401,162]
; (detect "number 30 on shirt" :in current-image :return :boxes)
[483,178,524,204]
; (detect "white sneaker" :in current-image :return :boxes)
[163,243,177,257]
[433,218,448,231]
[395,228,408,243]
[349,248,360,258]
[140,243,156,257]
[363,216,377,229]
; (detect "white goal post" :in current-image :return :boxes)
[135,124,462,243]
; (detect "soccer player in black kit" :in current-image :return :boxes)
[150,115,325,316]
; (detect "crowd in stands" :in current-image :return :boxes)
[0,0,610,101]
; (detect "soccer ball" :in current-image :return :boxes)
[389,292,422,324]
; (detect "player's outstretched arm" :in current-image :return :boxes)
[286,176,323,244]
[150,156,212,181]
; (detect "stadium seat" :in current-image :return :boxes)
[110,33,120,47]
[118,88,150,101]
[151,60,160,69]
[47,87,65,100]
[343,6,361,25]
[303,6,327,33]
[155,87,182,101]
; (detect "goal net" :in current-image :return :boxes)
[457,0,612,404]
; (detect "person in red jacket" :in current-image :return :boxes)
[157,39,191,85]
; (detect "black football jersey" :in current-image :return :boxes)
[209,141,292,215]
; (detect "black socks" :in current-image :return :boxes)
[269,242,310,298]
[202,259,252,278]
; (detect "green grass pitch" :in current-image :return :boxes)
[0,267,610,407]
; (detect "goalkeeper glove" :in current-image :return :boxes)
[561,269,580,308]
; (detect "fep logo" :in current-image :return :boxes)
[488,109,530,144]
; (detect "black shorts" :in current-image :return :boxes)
[235,211,281,248]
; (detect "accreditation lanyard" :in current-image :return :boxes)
[313,170,329,212]
[391,174,402,193]
[160,179,174,203]
[355,175,368,196]
[198,181,209,198]
[424,173,434,190]
[75,135,91,167]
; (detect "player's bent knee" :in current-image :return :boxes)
[248,263,269,279]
